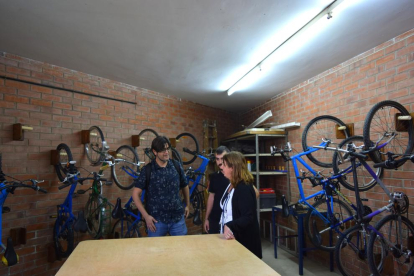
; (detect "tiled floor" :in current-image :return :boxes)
[261,239,340,276]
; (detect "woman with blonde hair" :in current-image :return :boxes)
[220,151,262,259]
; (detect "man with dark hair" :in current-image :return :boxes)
[204,145,230,234]
[132,136,190,237]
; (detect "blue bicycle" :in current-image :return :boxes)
[0,154,46,266]
[272,136,383,252]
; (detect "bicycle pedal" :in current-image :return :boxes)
[49,215,57,218]
[77,189,87,195]
[361,198,369,201]
[105,181,112,186]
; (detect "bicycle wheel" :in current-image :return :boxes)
[53,215,74,258]
[171,147,183,166]
[85,126,105,166]
[175,132,199,165]
[305,197,354,252]
[55,143,74,182]
[112,145,140,190]
[368,214,414,276]
[85,195,102,239]
[112,218,142,238]
[335,224,376,276]
[137,129,159,165]
[302,115,349,168]
[333,136,383,191]
[363,100,414,166]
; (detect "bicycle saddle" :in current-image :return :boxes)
[1,237,18,266]
[73,210,88,233]
[112,198,124,219]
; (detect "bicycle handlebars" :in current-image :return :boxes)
[183,147,214,161]
[58,174,108,190]
[0,180,47,193]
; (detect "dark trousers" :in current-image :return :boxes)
[207,219,221,234]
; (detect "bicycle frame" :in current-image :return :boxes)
[288,142,358,226]
[55,174,79,236]
[310,141,403,235]
[187,153,209,198]
[0,182,9,251]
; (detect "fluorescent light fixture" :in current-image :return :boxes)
[245,110,272,129]
[270,122,301,129]
[226,0,349,96]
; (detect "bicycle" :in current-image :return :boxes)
[363,100,414,167]
[82,125,142,190]
[0,155,46,266]
[55,142,114,240]
[310,141,414,275]
[271,137,382,252]
[180,147,214,226]
[175,132,200,165]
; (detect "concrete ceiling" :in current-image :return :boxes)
[1,0,414,113]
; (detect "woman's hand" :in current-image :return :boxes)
[223,225,235,240]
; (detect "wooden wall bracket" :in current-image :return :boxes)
[131,135,140,147]
[169,138,177,148]
[335,123,354,139]
[81,130,90,144]
[50,150,60,166]
[13,123,33,141]
[10,227,26,246]
[395,112,414,131]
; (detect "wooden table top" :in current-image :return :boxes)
[56,234,280,276]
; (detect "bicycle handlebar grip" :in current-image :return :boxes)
[58,182,72,190]
[352,152,368,160]
[38,187,48,193]
[374,156,411,169]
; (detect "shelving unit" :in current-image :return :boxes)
[222,129,289,219]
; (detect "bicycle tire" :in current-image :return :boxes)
[305,197,354,252]
[367,214,414,276]
[85,195,102,239]
[332,136,383,191]
[302,115,349,168]
[137,129,159,165]
[171,147,183,166]
[55,143,74,182]
[175,132,199,165]
[112,217,141,238]
[363,100,414,167]
[53,215,74,258]
[335,224,376,276]
[112,145,140,190]
[85,126,105,166]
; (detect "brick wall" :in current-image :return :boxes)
[0,53,238,275]
[242,29,414,267]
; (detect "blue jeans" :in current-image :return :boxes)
[148,216,187,237]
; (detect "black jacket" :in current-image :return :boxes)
[225,182,262,259]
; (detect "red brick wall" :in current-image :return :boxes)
[242,29,414,266]
[0,53,237,275]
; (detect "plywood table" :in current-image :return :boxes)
[56,234,280,276]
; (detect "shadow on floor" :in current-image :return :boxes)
[261,239,340,276]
